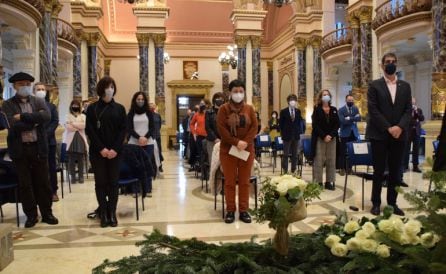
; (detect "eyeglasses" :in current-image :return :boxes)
[384,59,397,64]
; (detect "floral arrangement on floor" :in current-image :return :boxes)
[252,174,322,255]
[93,169,445,274]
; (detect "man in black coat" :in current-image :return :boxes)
[2,72,59,227]
[403,97,424,173]
[366,53,412,216]
[279,94,303,174]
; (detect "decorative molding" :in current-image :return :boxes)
[309,35,321,48]
[167,79,215,89]
[250,35,262,48]
[373,11,432,38]
[235,35,250,48]
[136,33,150,46]
[151,33,166,47]
[358,6,373,24]
[2,0,44,27]
[293,37,307,50]
[86,32,101,46]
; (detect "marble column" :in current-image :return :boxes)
[311,36,322,99]
[87,32,101,98]
[251,35,261,112]
[294,37,307,117]
[432,0,446,119]
[349,14,362,108]
[221,63,230,99]
[235,35,248,83]
[267,61,273,116]
[153,33,166,117]
[73,46,81,97]
[136,33,149,95]
[39,3,53,84]
[359,6,373,116]
[50,2,62,86]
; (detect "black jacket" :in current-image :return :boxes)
[279,107,303,141]
[205,107,220,142]
[45,101,59,146]
[409,107,425,136]
[2,95,50,159]
[127,110,155,140]
[311,105,340,140]
[86,99,127,157]
[366,77,412,141]
[433,106,446,172]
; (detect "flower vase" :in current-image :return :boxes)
[273,224,290,256]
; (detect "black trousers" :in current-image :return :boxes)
[282,138,299,173]
[90,155,121,213]
[13,143,53,218]
[156,137,164,163]
[403,129,421,168]
[370,138,405,206]
[340,132,357,170]
[48,145,58,194]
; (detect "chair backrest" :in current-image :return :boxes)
[60,143,68,163]
[255,134,271,148]
[346,141,373,167]
[302,138,312,157]
[433,140,439,154]
[274,136,283,150]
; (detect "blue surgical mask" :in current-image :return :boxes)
[17,86,32,97]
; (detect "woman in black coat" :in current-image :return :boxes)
[311,89,340,190]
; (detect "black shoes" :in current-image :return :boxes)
[224,212,235,224]
[239,212,252,223]
[413,166,422,173]
[324,182,335,191]
[42,214,59,225]
[390,205,405,216]
[370,205,380,216]
[400,181,409,187]
[159,166,164,172]
[99,211,109,228]
[24,216,38,228]
[109,211,118,227]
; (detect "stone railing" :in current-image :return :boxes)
[372,0,432,30]
[56,19,79,47]
[320,27,352,54]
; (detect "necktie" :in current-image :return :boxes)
[349,107,352,115]
[291,109,295,122]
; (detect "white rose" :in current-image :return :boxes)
[404,219,422,237]
[296,179,308,191]
[344,221,360,234]
[409,235,421,245]
[378,219,393,234]
[397,233,411,245]
[362,222,376,236]
[286,179,299,190]
[376,244,390,258]
[346,237,361,251]
[355,230,370,239]
[360,239,378,253]
[324,234,341,248]
[275,181,289,196]
[331,243,348,257]
[270,177,281,185]
[420,232,441,248]
[389,216,404,233]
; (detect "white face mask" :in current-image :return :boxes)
[272,114,277,118]
[231,92,244,103]
[322,95,331,103]
[17,86,32,97]
[35,90,46,99]
[104,88,114,102]
[289,100,296,107]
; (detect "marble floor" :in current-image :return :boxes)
[0,150,429,273]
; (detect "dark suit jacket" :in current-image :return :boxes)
[366,77,412,141]
[279,107,303,141]
[45,101,59,146]
[409,107,424,136]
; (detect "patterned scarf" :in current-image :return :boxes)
[226,100,250,137]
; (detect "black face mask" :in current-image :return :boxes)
[384,63,397,75]
[200,105,206,111]
[346,102,354,107]
[71,107,80,112]
[215,99,224,107]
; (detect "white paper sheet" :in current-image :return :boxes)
[259,135,269,142]
[229,145,250,161]
[353,143,368,154]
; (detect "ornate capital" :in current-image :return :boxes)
[151,33,166,47]
[235,35,249,48]
[310,35,322,48]
[293,37,307,50]
[221,63,229,71]
[75,29,88,41]
[86,32,101,46]
[250,35,262,49]
[136,33,150,46]
[51,2,63,18]
[348,13,360,28]
[44,0,53,12]
[358,6,373,24]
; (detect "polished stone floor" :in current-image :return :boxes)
[0,150,428,273]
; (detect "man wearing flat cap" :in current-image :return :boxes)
[2,72,59,228]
